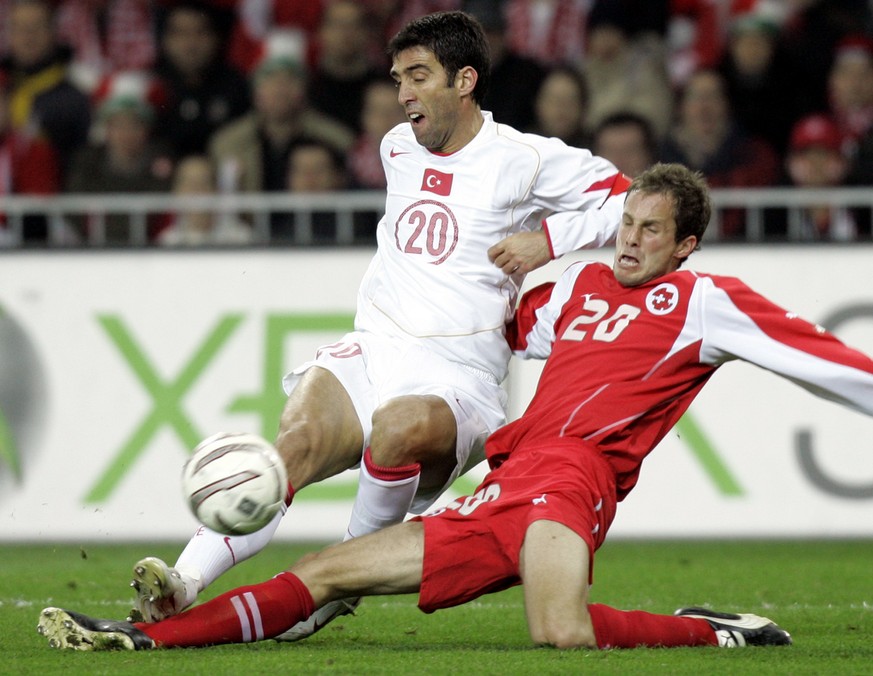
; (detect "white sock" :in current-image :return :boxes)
[174,506,285,592]
[345,450,420,540]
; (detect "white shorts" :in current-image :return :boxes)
[282,331,508,512]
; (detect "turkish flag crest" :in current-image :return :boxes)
[421,168,453,196]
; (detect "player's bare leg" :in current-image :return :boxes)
[279,395,456,640]
[345,394,457,539]
[131,367,364,622]
[519,521,783,648]
[276,366,365,490]
[519,519,597,648]
[294,520,425,601]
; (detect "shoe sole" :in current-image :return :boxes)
[675,607,792,646]
[129,557,188,621]
[37,607,135,651]
[131,557,176,602]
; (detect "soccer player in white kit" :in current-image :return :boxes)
[126,11,629,637]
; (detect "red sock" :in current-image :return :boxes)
[135,572,315,647]
[363,447,421,480]
[588,603,717,648]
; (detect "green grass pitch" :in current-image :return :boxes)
[5,539,873,674]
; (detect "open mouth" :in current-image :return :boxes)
[618,254,639,267]
[408,112,424,126]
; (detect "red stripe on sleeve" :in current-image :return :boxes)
[541,219,556,259]
[583,172,632,196]
[507,282,556,351]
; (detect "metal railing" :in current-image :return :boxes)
[0,187,871,248]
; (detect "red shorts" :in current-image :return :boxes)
[416,438,617,613]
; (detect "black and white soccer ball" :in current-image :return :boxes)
[182,432,288,535]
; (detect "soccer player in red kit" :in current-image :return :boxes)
[39,164,873,651]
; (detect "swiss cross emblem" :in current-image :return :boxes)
[421,168,453,196]
[645,283,679,315]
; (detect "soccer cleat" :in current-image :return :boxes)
[128,556,197,622]
[274,597,361,642]
[675,607,792,647]
[37,607,155,651]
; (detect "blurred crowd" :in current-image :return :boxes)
[0,0,872,247]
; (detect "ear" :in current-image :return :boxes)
[674,235,698,261]
[455,65,478,98]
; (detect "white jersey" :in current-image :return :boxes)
[354,112,627,382]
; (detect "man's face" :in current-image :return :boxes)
[533,70,586,141]
[104,111,149,161]
[318,0,369,62]
[254,70,305,121]
[594,124,651,178]
[680,71,729,138]
[391,46,464,152]
[8,3,54,68]
[613,191,696,287]
[287,146,341,192]
[787,146,848,187]
[829,56,873,112]
[161,9,218,76]
[362,81,406,138]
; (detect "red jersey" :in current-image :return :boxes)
[493,261,873,500]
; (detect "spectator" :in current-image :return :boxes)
[367,0,461,47]
[307,0,384,134]
[347,78,405,190]
[502,0,589,67]
[766,113,866,241]
[209,31,354,194]
[659,68,780,238]
[157,155,253,247]
[0,0,91,177]
[55,0,156,92]
[718,9,810,156]
[462,0,545,130]
[65,72,173,245]
[287,138,348,193]
[528,64,591,149]
[273,138,350,244]
[0,78,61,245]
[828,35,873,149]
[592,112,656,178]
[154,1,251,158]
[780,0,871,113]
[582,7,672,139]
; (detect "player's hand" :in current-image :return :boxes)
[488,231,551,275]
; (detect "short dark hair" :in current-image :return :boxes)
[593,111,657,158]
[536,64,589,109]
[288,137,346,172]
[629,163,711,260]
[387,11,491,105]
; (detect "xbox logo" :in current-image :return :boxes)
[0,303,46,499]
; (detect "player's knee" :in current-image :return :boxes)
[274,414,337,489]
[370,396,452,466]
[275,414,323,459]
[529,617,597,650]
